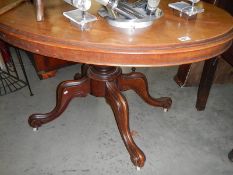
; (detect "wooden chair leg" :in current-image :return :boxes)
[174,64,192,87]
[196,57,218,111]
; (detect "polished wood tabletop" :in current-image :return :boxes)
[1,0,232,168]
[0,0,232,67]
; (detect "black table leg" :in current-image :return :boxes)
[196,57,218,111]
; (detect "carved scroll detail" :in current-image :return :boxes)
[28,77,90,128]
[118,72,172,110]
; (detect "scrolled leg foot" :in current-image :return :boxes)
[105,81,146,167]
[155,97,172,111]
[28,77,90,128]
[118,72,172,110]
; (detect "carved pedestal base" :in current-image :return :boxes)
[28,65,172,168]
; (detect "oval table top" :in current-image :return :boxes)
[0,0,232,67]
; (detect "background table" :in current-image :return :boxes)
[0,0,232,169]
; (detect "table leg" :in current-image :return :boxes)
[28,77,90,129]
[28,65,172,168]
[73,64,89,79]
[105,81,146,168]
[196,57,218,111]
[118,72,172,111]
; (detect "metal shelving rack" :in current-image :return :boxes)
[0,44,33,96]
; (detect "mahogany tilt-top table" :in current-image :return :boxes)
[0,0,232,169]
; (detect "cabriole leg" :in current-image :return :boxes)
[28,77,90,129]
[118,72,172,111]
[105,81,146,168]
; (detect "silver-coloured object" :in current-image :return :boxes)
[33,128,38,131]
[97,0,145,19]
[146,0,160,15]
[63,0,97,31]
[168,1,204,17]
[63,9,97,31]
[187,0,200,3]
[98,1,163,29]
[71,0,91,11]
[64,0,163,30]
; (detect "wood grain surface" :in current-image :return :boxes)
[0,0,232,67]
[0,0,26,15]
